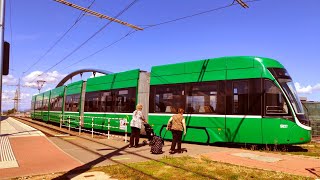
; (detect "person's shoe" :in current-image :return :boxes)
[129,145,133,148]
[169,150,175,154]
[177,150,182,153]
[134,145,138,148]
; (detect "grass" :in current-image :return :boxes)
[24,156,312,180]
[286,142,320,157]
[242,142,320,157]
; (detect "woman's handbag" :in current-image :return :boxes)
[167,121,172,131]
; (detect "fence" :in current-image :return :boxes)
[302,101,320,138]
[59,115,128,143]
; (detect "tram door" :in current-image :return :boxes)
[225,78,263,144]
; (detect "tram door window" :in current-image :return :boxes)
[216,81,226,114]
[232,81,249,115]
[264,80,290,116]
[248,79,262,115]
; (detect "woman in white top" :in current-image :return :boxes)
[129,104,146,148]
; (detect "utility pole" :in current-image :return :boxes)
[37,80,46,93]
[13,78,20,112]
[0,0,5,133]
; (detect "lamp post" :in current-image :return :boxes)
[37,80,46,93]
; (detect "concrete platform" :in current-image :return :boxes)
[0,117,82,179]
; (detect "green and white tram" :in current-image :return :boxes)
[31,56,311,145]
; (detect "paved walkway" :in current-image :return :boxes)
[0,116,319,179]
[202,148,320,178]
[0,117,82,179]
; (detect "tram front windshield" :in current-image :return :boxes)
[268,68,305,114]
[278,79,304,114]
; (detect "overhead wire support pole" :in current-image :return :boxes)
[53,0,143,31]
[0,0,5,133]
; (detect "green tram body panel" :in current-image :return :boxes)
[63,81,84,127]
[34,93,44,120]
[66,81,83,95]
[42,91,51,122]
[86,69,140,92]
[48,112,63,124]
[83,69,140,133]
[83,113,132,133]
[48,86,65,123]
[32,56,311,145]
[31,95,36,119]
[149,56,310,145]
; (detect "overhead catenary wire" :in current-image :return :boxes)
[143,0,258,29]
[58,0,260,73]
[22,0,97,76]
[60,29,138,71]
[28,0,140,84]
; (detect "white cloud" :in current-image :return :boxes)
[23,70,66,89]
[295,82,320,94]
[89,72,106,78]
[313,84,320,91]
[3,74,18,85]
[2,90,16,103]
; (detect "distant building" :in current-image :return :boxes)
[300,96,307,102]
[302,101,320,137]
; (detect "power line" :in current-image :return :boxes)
[58,0,260,73]
[22,0,97,75]
[60,29,137,71]
[28,0,140,83]
[143,0,259,29]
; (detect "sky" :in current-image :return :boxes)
[1,0,320,111]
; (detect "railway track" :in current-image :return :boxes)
[12,117,129,160]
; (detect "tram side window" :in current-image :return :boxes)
[84,92,101,112]
[264,80,289,115]
[65,94,80,112]
[36,100,42,110]
[35,101,39,110]
[31,102,34,111]
[150,84,185,113]
[51,97,63,111]
[185,82,218,114]
[65,95,72,111]
[114,88,136,113]
[72,94,80,112]
[101,91,113,112]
